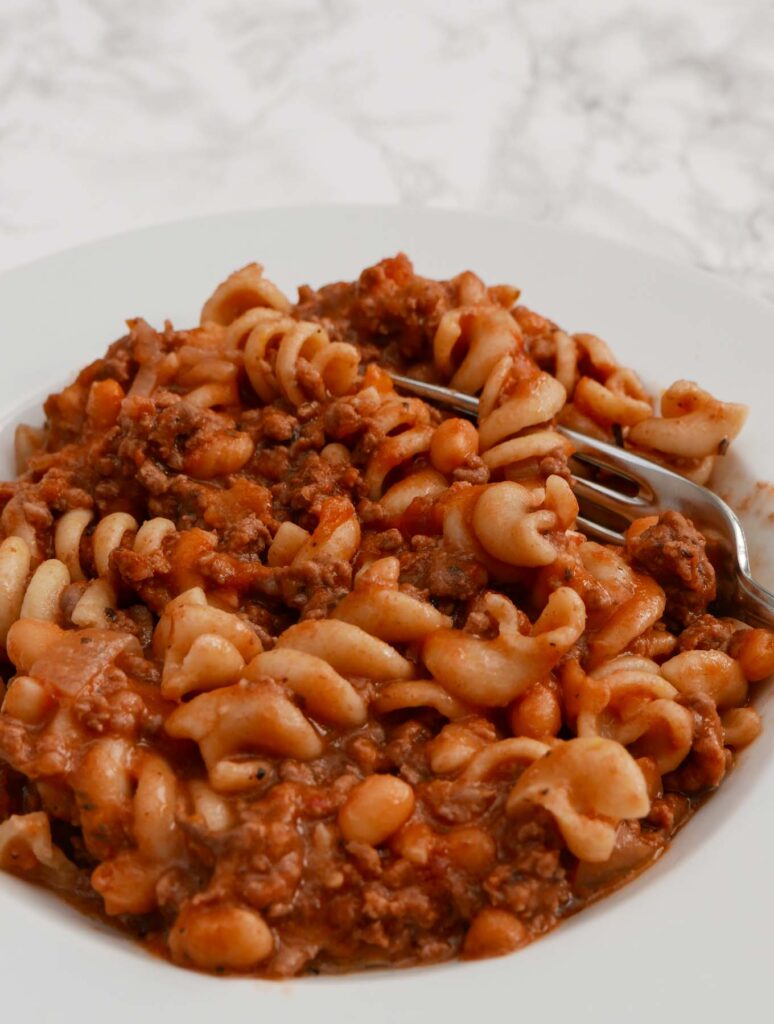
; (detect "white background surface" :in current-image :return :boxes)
[1,0,772,300]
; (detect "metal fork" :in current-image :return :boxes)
[387,371,774,628]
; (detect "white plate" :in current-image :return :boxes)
[0,207,772,1024]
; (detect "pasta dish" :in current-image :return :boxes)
[0,254,770,976]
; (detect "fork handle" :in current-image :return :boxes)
[734,570,774,630]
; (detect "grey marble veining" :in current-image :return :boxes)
[0,0,772,299]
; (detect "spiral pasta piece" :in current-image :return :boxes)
[242,312,360,406]
[575,656,694,774]
[506,737,651,862]
[441,476,578,576]
[423,589,585,707]
[0,537,77,644]
[628,380,748,484]
[434,305,521,393]
[477,358,573,479]
[200,262,292,325]
[333,557,451,642]
[151,588,262,700]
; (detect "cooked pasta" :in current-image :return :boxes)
[0,253,769,979]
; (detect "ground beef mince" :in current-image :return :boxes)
[626,510,717,625]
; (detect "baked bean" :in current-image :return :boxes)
[462,908,528,959]
[338,775,415,846]
[430,418,479,474]
[392,821,436,866]
[509,679,562,739]
[169,904,274,971]
[444,827,496,875]
[721,706,762,749]
[735,628,774,682]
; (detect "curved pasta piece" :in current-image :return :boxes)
[461,737,551,781]
[74,737,135,859]
[0,536,32,645]
[426,719,495,775]
[628,380,748,460]
[660,650,748,710]
[275,619,413,680]
[91,513,176,580]
[5,620,66,675]
[434,306,521,393]
[474,356,573,478]
[721,707,762,749]
[506,737,650,862]
[54,508,93,581]
[200,262,291,325]
[369,394,432,436]
[2,674,54,726]
[578,541,637,608]
[423,589,585,706]
[267,521,310,567]
[333,584,451,643]
[0,811,78,889]
[478,369,567,451]
[224,305,285,350]
[372,681,474,720]
[379,467,449,518]
[244,649,367,728]
[440,485,526,583]
[134,517,178,558]
[169,903,274,971]
[19,559,70,623]
[274,322,340,405]
[93,513,139,578]
[544,474,579,530]
[588,654,673,691]
[291,496,361,565]
[361,391,443,508]
[70,578,118,630]
[132,753,182,862]
[308,341,361,400]
[155,598,263,700]
[185,378,239,411]
[91,851,166,917]
[183,430,255,481]
[151,587,207,655]
[576,657,694,773]
[573,375,652,428]
[165,679,323,791]
[471,481,559,567]
[480,430,574,473]
[365,426,435,501]
[187,780,236,833]
[611,700,695,774]
[587,575,666,670]
[93,753,181,915]
[429,418,479,475]
[244,314,359,406]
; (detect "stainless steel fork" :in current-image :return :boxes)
[387,371,774,628]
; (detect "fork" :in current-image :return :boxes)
[386,371,774,628]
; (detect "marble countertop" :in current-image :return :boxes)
[1,0,771,300]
